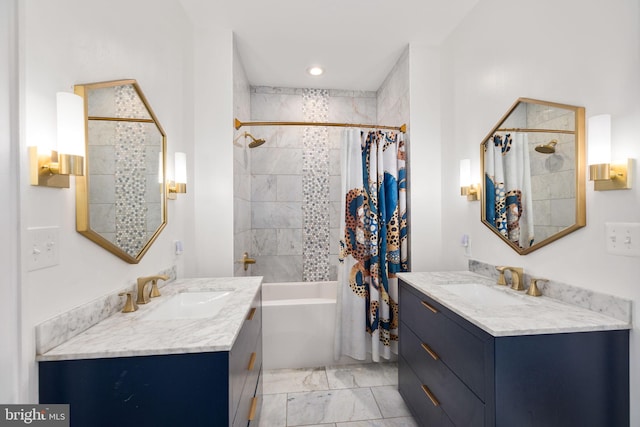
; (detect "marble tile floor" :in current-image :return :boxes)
[259,362,419,427]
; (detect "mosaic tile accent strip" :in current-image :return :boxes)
[114,85,148,257]
[302,89,331,281]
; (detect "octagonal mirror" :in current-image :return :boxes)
[481,98,586,254]
[74,79,167,263]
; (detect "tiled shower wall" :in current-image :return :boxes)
[249,86,377,283]
[86,85,163,258]
[527,104,576,242]
[500,102,577,243]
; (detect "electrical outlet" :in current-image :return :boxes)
[27,226,60,271]
[605,223,640,257]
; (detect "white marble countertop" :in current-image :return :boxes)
[397,271,631,337]
[37,277,262,362]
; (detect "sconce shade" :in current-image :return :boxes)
[28,92,85,187]
[175,152,187,184]
[56,92,85,157]
[586,113,632,190]
[587,114,611,165]
[167,152,187,198]
[460,159,471,187]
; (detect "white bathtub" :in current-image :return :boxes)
[262,281,338,370]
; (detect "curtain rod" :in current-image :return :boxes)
[235,118,406,133]
[496,127,575,134]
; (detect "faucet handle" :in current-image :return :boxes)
[495,266,508,286]
[149,275,169,298]
[150,281,162,298]
[526,278,548,297]
[119,291,138,313]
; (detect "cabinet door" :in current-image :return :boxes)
[494,331,629,427]
[39,352,230,427]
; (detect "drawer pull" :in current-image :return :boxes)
[247,307,256,320]
[421,300,438,313]
[421,384,440,407]
[420,342,439,360]
[248,352,257,371]
[248,396,258,420]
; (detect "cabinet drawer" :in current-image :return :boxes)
[400,281,488,400]
[400,321,484,427]
[230,292,262,420]
[233,365,262,427]
[233,337,262,426]
[399,355,450,426]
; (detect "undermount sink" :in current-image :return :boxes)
[142,290,232,320]
[441,283,526,308]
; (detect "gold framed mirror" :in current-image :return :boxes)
[74,79,167,263]
[481,98,586,254]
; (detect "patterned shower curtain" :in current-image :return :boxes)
[335,129,408,362]
[484,132,534,248]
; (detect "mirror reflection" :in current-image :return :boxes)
[481,98,585,254]
[75,79,167,263]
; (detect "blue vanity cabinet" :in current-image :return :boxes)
[231,293,263,427]
[398,279,629,427]
[39,291,262,427]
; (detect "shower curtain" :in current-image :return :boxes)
[484,132,534,248]
[335,128,408,362]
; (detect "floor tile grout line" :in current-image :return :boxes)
[285,391,289,427]
[369,385,386,419]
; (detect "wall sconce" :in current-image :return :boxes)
[29,92,85,188]
[460,159,479,201]
[167,152,187,200]
[587,114,631,191]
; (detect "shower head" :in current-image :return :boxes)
[535,139,558,154]
[232,132,266,148]
[246,133,266,148]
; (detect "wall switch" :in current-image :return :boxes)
[27,226,60,271]
[605,223,640,257]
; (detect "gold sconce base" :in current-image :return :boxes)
[29,147,84,188]
[461,184,479,201]
[590,159,632,191]
[167,182,187,200]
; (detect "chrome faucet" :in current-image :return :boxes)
[136,275,169,305]
[495,266,524,290]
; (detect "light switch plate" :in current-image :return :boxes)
[605,222,640,257]
[27,226,60,271]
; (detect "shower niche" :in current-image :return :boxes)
[480,98,586,255]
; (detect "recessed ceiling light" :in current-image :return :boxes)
[307,66,324,76]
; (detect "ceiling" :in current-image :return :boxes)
[178,0,480,91]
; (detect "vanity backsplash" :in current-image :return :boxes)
[469,259,632,323]
[35,265,177,355]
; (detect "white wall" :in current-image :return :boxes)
[191,27,235,277]
[408,43,443,271]
[0,0,21,404]
[436,0,640,423]
[19,0,194,401]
